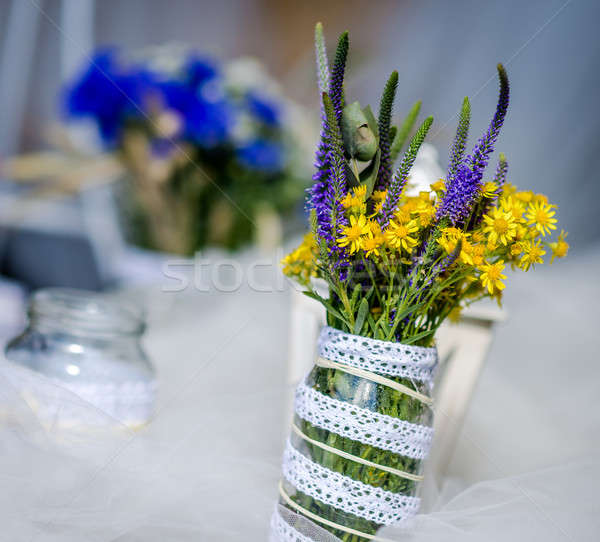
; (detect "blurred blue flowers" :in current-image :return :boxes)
[246,91,280,127]
[64,49,152,143]
[237,139,284,172]
[64,49,286,170]
[62,48,308,254]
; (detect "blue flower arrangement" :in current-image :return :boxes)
[64,48,308,253]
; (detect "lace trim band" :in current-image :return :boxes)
[278,482,396,542]
[291,423,424,482]
[282,439,420,525]
[318,326,437,383]
[294,381,433,459]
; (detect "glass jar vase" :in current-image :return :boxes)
[273,326,438,542]
[5,288,156,428]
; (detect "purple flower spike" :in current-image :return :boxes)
[437,64,509,226]
[329,32,349,127]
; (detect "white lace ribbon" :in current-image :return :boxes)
[294,381,433,459]
[282,439,420,526]
[318,326,437,383]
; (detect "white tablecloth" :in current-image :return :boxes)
[1,246,598,541]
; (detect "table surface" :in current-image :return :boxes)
[1,245,598,541]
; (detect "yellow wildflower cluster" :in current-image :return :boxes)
[335,186,438,260]
[280,233,318,285]
[282,180,568,307]
[430,182,569,296]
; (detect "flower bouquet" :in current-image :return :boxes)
[64,47,311,254]
[273,23,569,542]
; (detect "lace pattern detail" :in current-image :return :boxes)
[295,382,432,459]
[282,440,420,526]
[318,326,438,383]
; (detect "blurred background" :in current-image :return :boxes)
[0,0,598,320]
[0,3,598,540]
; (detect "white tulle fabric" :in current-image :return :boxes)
[270,504,315,542]
[295,381,433,459]
[40,379,157,427]
[282,440,420,525]
[318,326,437,383]
[270,505,344,542]
[0,249,597,542]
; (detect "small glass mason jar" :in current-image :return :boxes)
[5,288,156,428]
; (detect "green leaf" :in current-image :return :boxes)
[391,100,421,162]
[302,290,349,326]
[341,101,378,161]
[402,328,435,345]
[377,318,391,339]
[350,283,363,311]
[354,298,369,335]
[359,148,380,198]
[366,311,378,336]
[344,163,360,188]
[388,301,425,339]
[362,104,379,140]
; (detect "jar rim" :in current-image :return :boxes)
[29,288,145,337]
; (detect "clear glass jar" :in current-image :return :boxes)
[5,288,156,428]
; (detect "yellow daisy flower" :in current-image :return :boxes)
[384,219,419,253]
[471,230,487,244]
[430,179,445,193]
[514,190,534,204]
[438,227,469,258]
[509,241,524,257]
[417,191,432,203]
[479,260,507,294]
[471,244,486,266]
[281,233,317,283]
[549,230,569,263]
[341,185,368,211]
[353,185,367,199]
[486,238,499,252]
[500,195,526,221]
[458,238,475,265]
[414,202,435,227]
[482,207,518,245]
[481,181,499,198]
[394,206,413,224]
[514,223,531,241]
[366,219,382,237]
[525,201,557,236]
[372,189,388,202]
[519,239,546,271]
[361,233,384,258]
[340,192,358,209]
[502,182,517,196]
[370,199,385,216]
[337,214,370,254]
